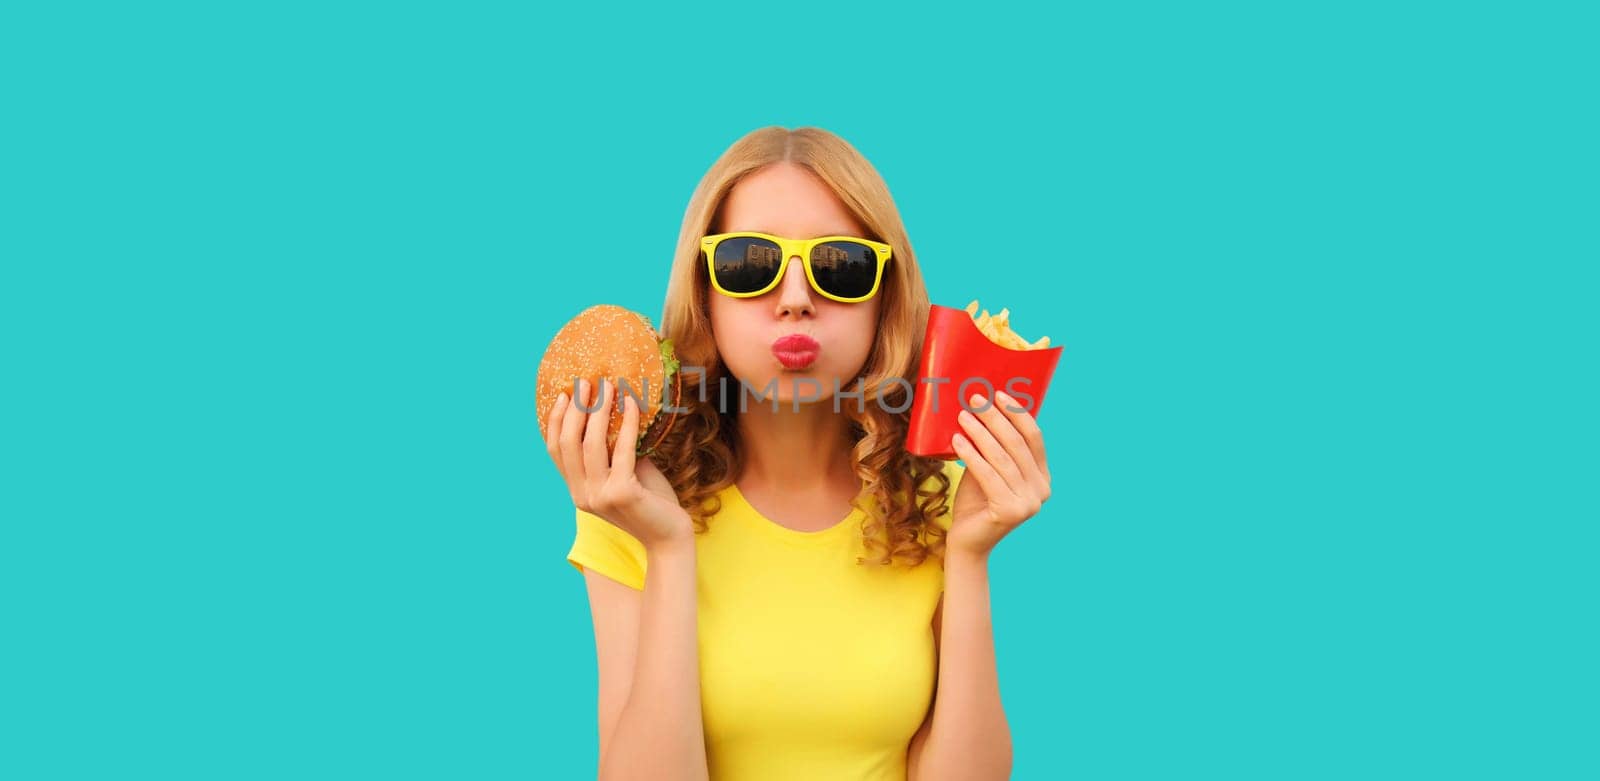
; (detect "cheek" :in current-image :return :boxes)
[706,291,732,339]
[707,297,761,363]
[823,304,882,367]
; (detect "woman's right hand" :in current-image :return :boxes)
[546,377,694,551]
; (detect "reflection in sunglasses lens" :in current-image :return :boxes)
[714,237,783,294]
[810,241,877,299]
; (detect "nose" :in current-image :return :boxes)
[774,254,815,319]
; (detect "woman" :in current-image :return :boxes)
[545,126,1052,780]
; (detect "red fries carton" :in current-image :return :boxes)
[904,304,1064,460]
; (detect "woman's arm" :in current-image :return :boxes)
[905,548,1013,780]
[592,537,709,781]
[908,389,1052,778]
[550,380,710,779]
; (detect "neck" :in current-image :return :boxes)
[733,386,858,497]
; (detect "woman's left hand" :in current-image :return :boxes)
[947,390,1052,557]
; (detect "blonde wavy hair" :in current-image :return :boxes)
[646,126,954,568]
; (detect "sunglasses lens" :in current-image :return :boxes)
[809,241,881,299]
[712,237,784,294]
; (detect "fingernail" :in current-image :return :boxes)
[969,394,985,407]
[996,391,1011,404]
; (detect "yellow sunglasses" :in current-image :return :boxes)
[702,231,893,303]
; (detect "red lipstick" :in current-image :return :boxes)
[771,334,820,369]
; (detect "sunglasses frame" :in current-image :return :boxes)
[701,231,893,303]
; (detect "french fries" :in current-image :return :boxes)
[964,299,1051,350]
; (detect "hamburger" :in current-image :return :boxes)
[536,304,683,459]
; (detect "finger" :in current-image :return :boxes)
[951,432,1011,510]
[994,390,1048,484]
[560,378,591,497]
[583,378,615,484]
[611,390,639,484]
[545,390,569,468]
[973,392,1038,487]
[960,395,1024,495]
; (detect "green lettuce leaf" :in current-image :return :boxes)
[637,337,679,457]
[659,337,679,378]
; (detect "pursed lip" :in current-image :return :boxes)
[771,334,820,369]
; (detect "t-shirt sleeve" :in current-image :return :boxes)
[566,507,648,591]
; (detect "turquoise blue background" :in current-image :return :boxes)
[4,1,1594,778]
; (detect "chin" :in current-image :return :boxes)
[724,366,849,409]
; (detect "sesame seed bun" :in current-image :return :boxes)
[536,304,682,458]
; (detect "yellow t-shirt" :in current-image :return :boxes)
[565,459,966,781]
